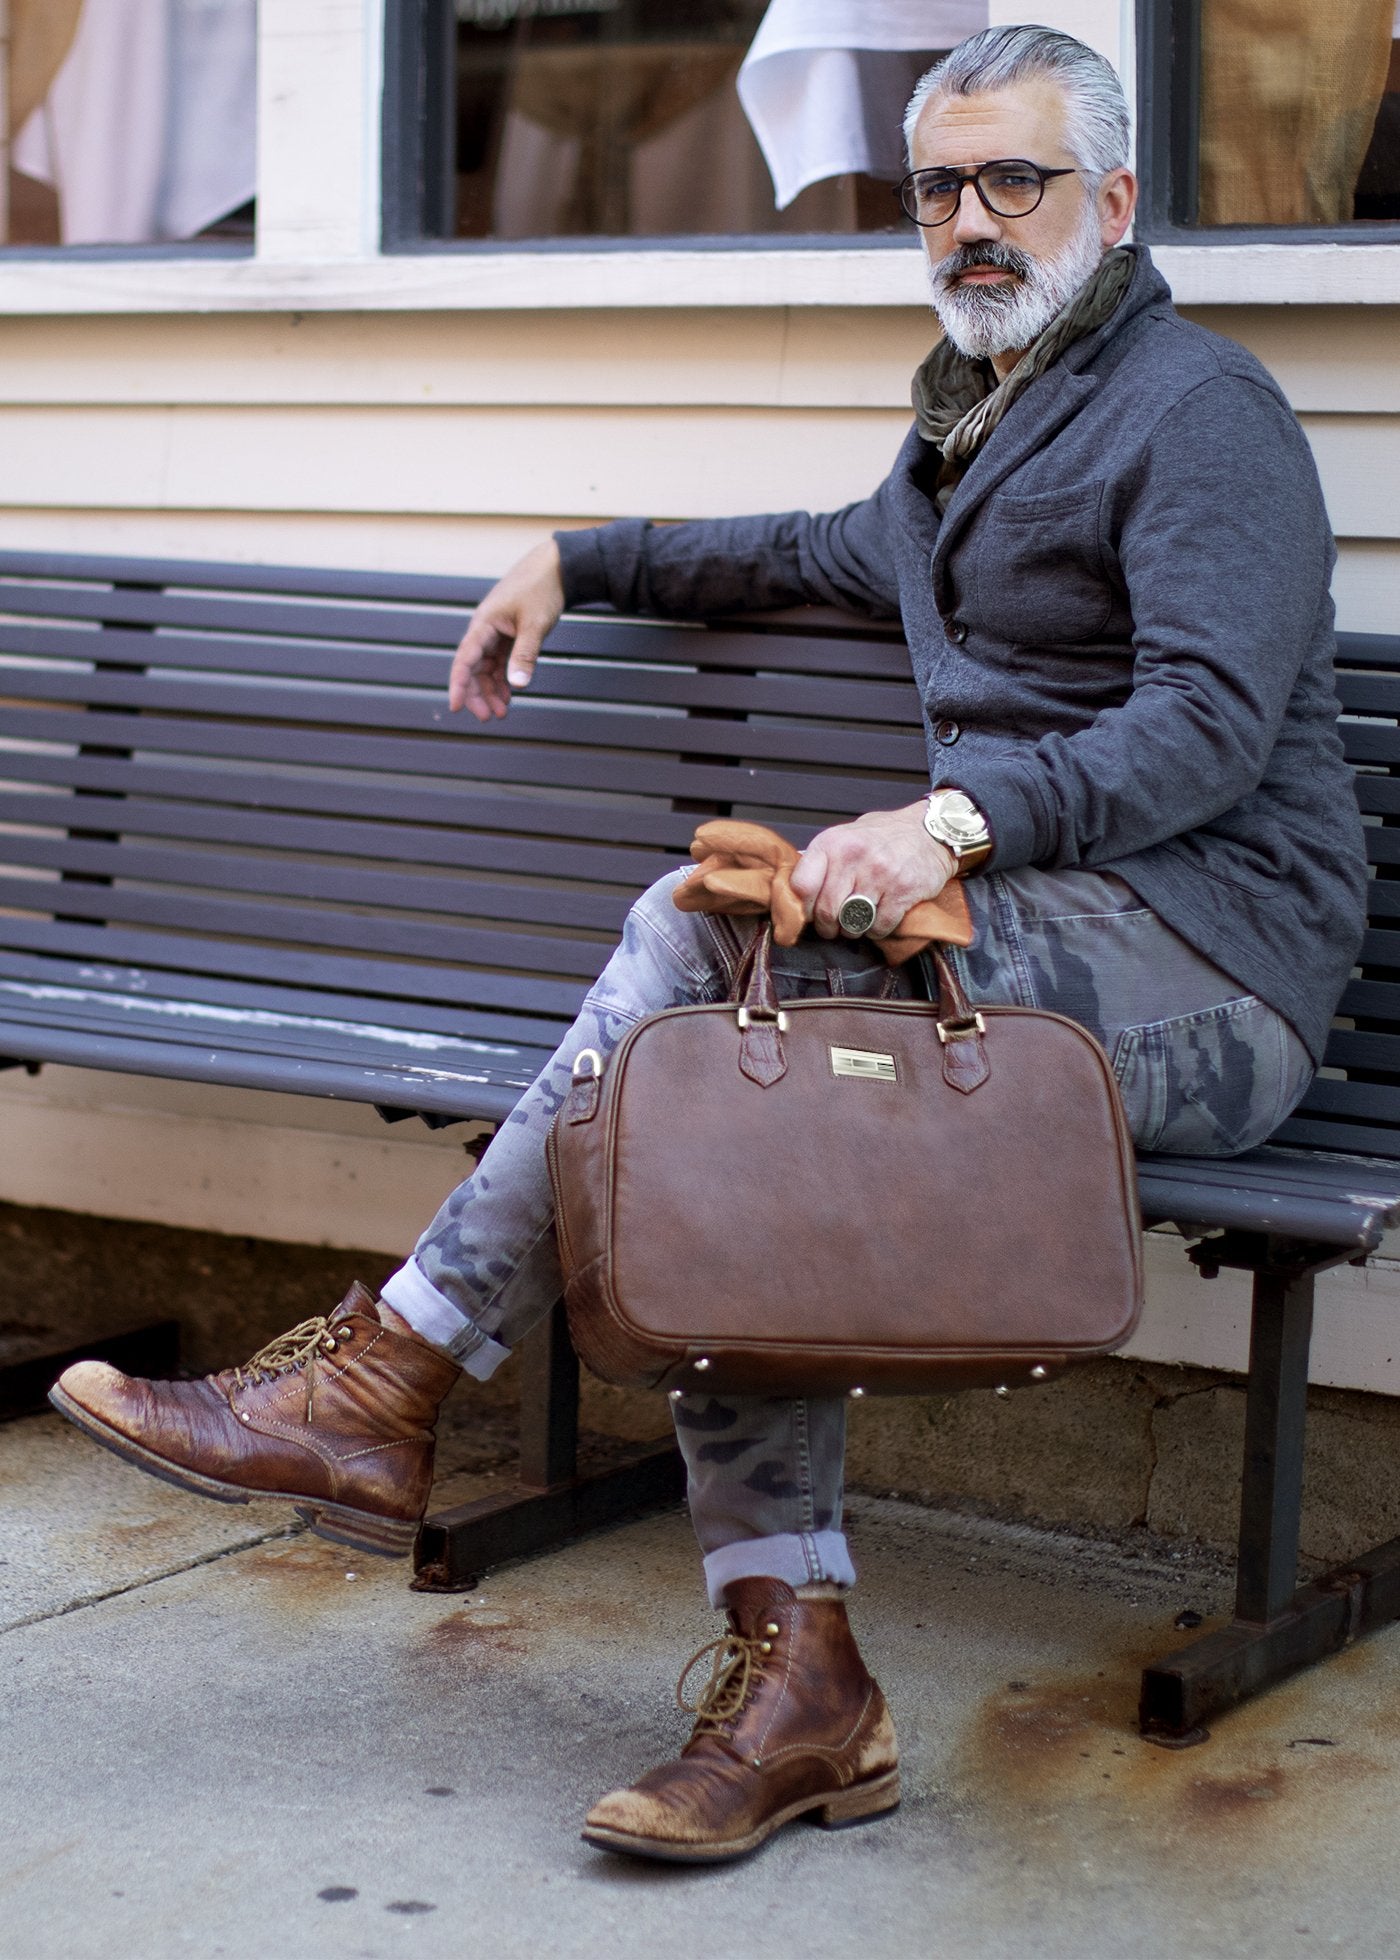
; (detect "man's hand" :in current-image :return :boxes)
[448,539,565,721]
[790,802,957,939]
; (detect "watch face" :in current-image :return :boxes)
[930,792,987,848]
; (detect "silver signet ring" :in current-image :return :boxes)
[837,893,878,938]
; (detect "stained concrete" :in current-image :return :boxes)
[5,1404,1400,1959]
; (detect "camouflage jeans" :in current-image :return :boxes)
[381,865,1312,1604]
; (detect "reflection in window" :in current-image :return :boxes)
[1,0,256,247]
[447,0,974,241]
[1198,0,1400,224]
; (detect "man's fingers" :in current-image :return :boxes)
[789,844,826,928]
[504,623,545,690]
[449,617,508,718]
[447,539,564,721]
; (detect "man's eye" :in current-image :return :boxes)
[987,168,1038,191]
[919,177,961,200]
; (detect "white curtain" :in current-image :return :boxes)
[737,0,989,210]
[13,0,256,245]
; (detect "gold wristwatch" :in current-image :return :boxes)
[922,788,992,873]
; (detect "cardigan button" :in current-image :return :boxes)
[934,718,961,746]
[946,618,968,645]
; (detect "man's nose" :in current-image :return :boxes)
[950,180,1002,246]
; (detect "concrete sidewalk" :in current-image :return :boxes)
[2,1406,1398,1960]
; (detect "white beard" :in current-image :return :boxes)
[927,200,1107,362]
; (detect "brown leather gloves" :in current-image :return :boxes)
[672,818,973,966]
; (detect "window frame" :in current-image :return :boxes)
[1136,0,1400,246]
[379,0,921,257]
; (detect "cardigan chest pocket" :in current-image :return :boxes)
[971,479,1112,645]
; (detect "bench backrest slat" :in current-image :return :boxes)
[1,554,1397,1162]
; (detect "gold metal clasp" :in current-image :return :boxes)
[829,1046,897,1082]
[736,1006,789,1033]
[571,1048,603,1080]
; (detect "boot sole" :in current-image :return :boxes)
[580,1765,901,1865]
[47,1385,421,1558]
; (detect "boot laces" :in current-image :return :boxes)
[230,1316,344,1421]
[675,1631,768,1736]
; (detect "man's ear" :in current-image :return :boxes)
[1098,167,1137,246]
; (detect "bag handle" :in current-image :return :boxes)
[729,925,788,1087]
[729,926,989,1094]
[931,947,990,1094]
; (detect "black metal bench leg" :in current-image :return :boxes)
[1141,1266,1400,1738]
[410,1300,686,1592]
[1234,1270,1314,1626]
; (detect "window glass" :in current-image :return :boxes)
[1,0,256,248]
[1196,0,1400,225]
[447,0,957,241]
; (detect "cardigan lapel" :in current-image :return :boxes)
[929,365,1098,605]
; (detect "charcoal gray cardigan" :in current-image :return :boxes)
[556,246,1367,1064]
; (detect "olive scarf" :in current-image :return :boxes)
[911,245,1135,511]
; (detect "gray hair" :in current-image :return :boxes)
[903,25,1130,180]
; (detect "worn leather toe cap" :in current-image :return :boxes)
[54,1360,135,1426]
[584,1786,692,1845]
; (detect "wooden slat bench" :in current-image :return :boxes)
[1,547,1398,1740]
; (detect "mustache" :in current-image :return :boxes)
[933,242,1035,291]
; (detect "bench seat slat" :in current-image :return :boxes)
[0,983,554,1083]
[0,1011,535,1127]
[0,948,573,1051]
[1137,1145,1400,1247]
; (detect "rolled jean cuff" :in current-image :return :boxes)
[701,1530,856,1609]
[379,1261,512,1379]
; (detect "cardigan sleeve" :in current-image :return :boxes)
[554,474,906,622]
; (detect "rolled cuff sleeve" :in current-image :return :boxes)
[934,756,1046,873]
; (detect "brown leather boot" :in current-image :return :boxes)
[49,1282,459,1556]
[582,1577,900,1864]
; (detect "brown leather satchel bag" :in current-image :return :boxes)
[546,927,1143,1400]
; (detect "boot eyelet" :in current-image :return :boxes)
[759,1641,772,1655]
[764,1622,780,1637]
[751,1756,762,1769]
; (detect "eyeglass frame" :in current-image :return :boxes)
[893,160,1078,229]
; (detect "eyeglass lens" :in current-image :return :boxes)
[901,162,1048,225]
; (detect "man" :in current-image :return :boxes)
[50,26,1366,1864]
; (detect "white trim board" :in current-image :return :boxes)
[0,242,1399,316]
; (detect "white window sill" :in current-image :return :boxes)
[0,238,1396,314]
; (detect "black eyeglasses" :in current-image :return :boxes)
[895,160,1077,228]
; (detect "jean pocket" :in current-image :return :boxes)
[1113,995,1311,1157]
